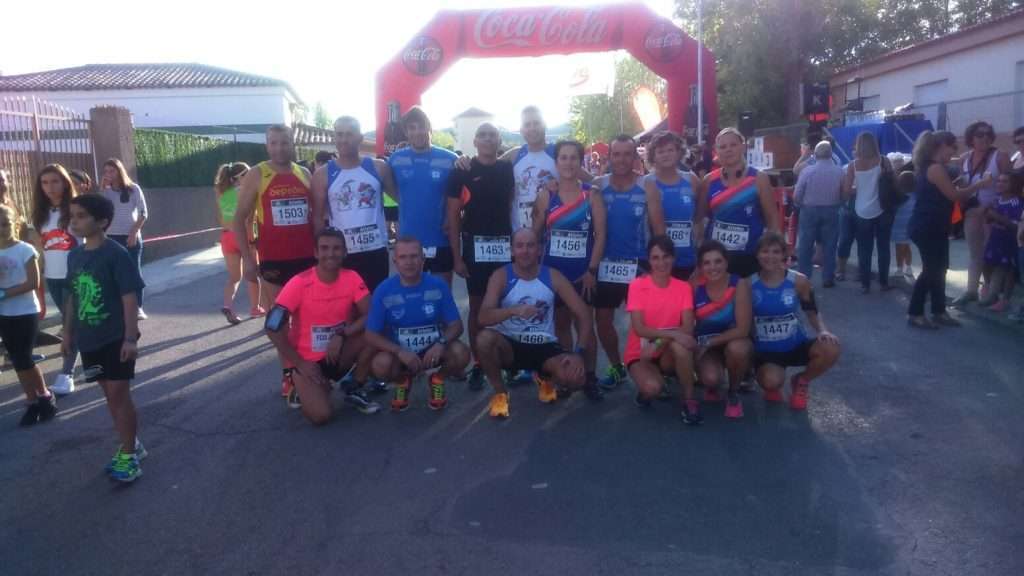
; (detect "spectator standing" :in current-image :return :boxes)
[891,156,918,282]
[907,131,980,329]
[99,158,148,319]
[843,131,895,293]
[0,168,30,240]
[794,141,845,287]
[214,162,262,324]
[952,121,1012,306]
[981,173,1023,313]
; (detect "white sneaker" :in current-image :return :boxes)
[50,373,75,396]
[137,308,148,321]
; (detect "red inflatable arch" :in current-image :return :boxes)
[375,3,717,155]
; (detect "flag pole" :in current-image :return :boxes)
[696,0,704,145]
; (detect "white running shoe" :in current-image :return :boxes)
[50,373,75,396]
[137,308,148,321]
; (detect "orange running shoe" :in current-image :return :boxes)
[391,378,411,412]
[763,387,784,403]
[535,374,557,404]
[428,373,447,410]
[489,393,510,418]
[789,374,810,411]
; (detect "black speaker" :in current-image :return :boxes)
[738,111,755,138]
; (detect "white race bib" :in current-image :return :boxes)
[549,230,587,259]
[598,258,638,284]
[473,235,511,263]
[311,325,335,353]
[343,224,384,253]
[711,221,750,251]
[397,325,441,354]
[516,331,553,345]
[755,314,799,342]
[422,246,438,259]
[270,198,309,227]
[667,221,693,248]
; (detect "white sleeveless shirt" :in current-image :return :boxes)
[326,158,388,254]
[496,264,558,344]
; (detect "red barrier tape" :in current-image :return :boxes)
[145,227,221,243]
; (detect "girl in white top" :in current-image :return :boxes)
[30,164,79,395]
[0,204,57,426]
[100,158,148,318]
[842,131,895,293]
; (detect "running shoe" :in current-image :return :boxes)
[287,387,302,409]
[391,378,411,412]
[50,373,75,396]
[344,389,381,415]
[489,392,510,418]
[725,392,744,419]
[466,364,485,391]
[221,307,242,325]
[509,369,534,388]
[428,374,447,410]
[582,382,604,402]
[365,379,389,395]
[763,387,784,403]
[36,394,58,423]
[250,306,267,318]
[137,308,148,321]
[280,371,294,397]
[106,439,148,473]
[18,403,41,427]
[703,387,723,403]
[31,353,45,363]
[988,299,1009,313]
[634,392,653,408]
[598,363,627,390]
[681,399,704,425]
[110,451,142,483]
[789,374,810,411]
[535,374,557,404]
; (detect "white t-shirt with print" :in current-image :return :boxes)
[0,241,41,316]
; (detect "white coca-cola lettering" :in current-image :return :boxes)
[643,23,685,62]
[474,8,608,49]
[645,32,683,51]
[404,46,441,62]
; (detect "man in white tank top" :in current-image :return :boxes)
[311,116,396,293]
[477,228,599,418]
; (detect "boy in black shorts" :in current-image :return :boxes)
[65,195,146,483]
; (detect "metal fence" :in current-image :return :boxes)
[0,97,95,218]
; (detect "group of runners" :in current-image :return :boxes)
[219,105,841,426]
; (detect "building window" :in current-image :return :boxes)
[862,95,881,112]
[914,79,948,128]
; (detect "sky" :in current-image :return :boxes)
[0,0,678,132]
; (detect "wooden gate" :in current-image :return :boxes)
[0,97,96,218]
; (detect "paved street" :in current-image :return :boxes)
[2,266,1023,575]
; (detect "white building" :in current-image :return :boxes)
[0,63,306,143]
[452,107,495,156]
[830,9,1024,142]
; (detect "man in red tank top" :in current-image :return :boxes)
[235,125,317,398]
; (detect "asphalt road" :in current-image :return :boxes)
[2,270,1022,576]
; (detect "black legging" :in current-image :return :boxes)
[908,225,949,316]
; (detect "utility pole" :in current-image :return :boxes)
[697,0,704,144]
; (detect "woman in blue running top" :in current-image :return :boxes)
[698,128,780,278]
[691,240,752,419]
[644,130,701,280]
[533,140,606,395]
[750,232,840,411]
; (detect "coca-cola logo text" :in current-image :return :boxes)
[473,9,609,49]
[643,23,685,62]
[403,36,444,76]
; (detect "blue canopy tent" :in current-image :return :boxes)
[826,119,933,164]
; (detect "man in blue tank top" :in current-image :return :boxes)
[364,237,470,412]
[592,135,665,389]
[387,106,457,285]
[476,228,598,419]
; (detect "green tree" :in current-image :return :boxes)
[570,56,666,145]
[674,0,1021,128]
[432,130,456,151]
[312,102,332,129]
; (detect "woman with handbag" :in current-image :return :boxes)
[843,132,895,293]
[952,121,1012,307]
